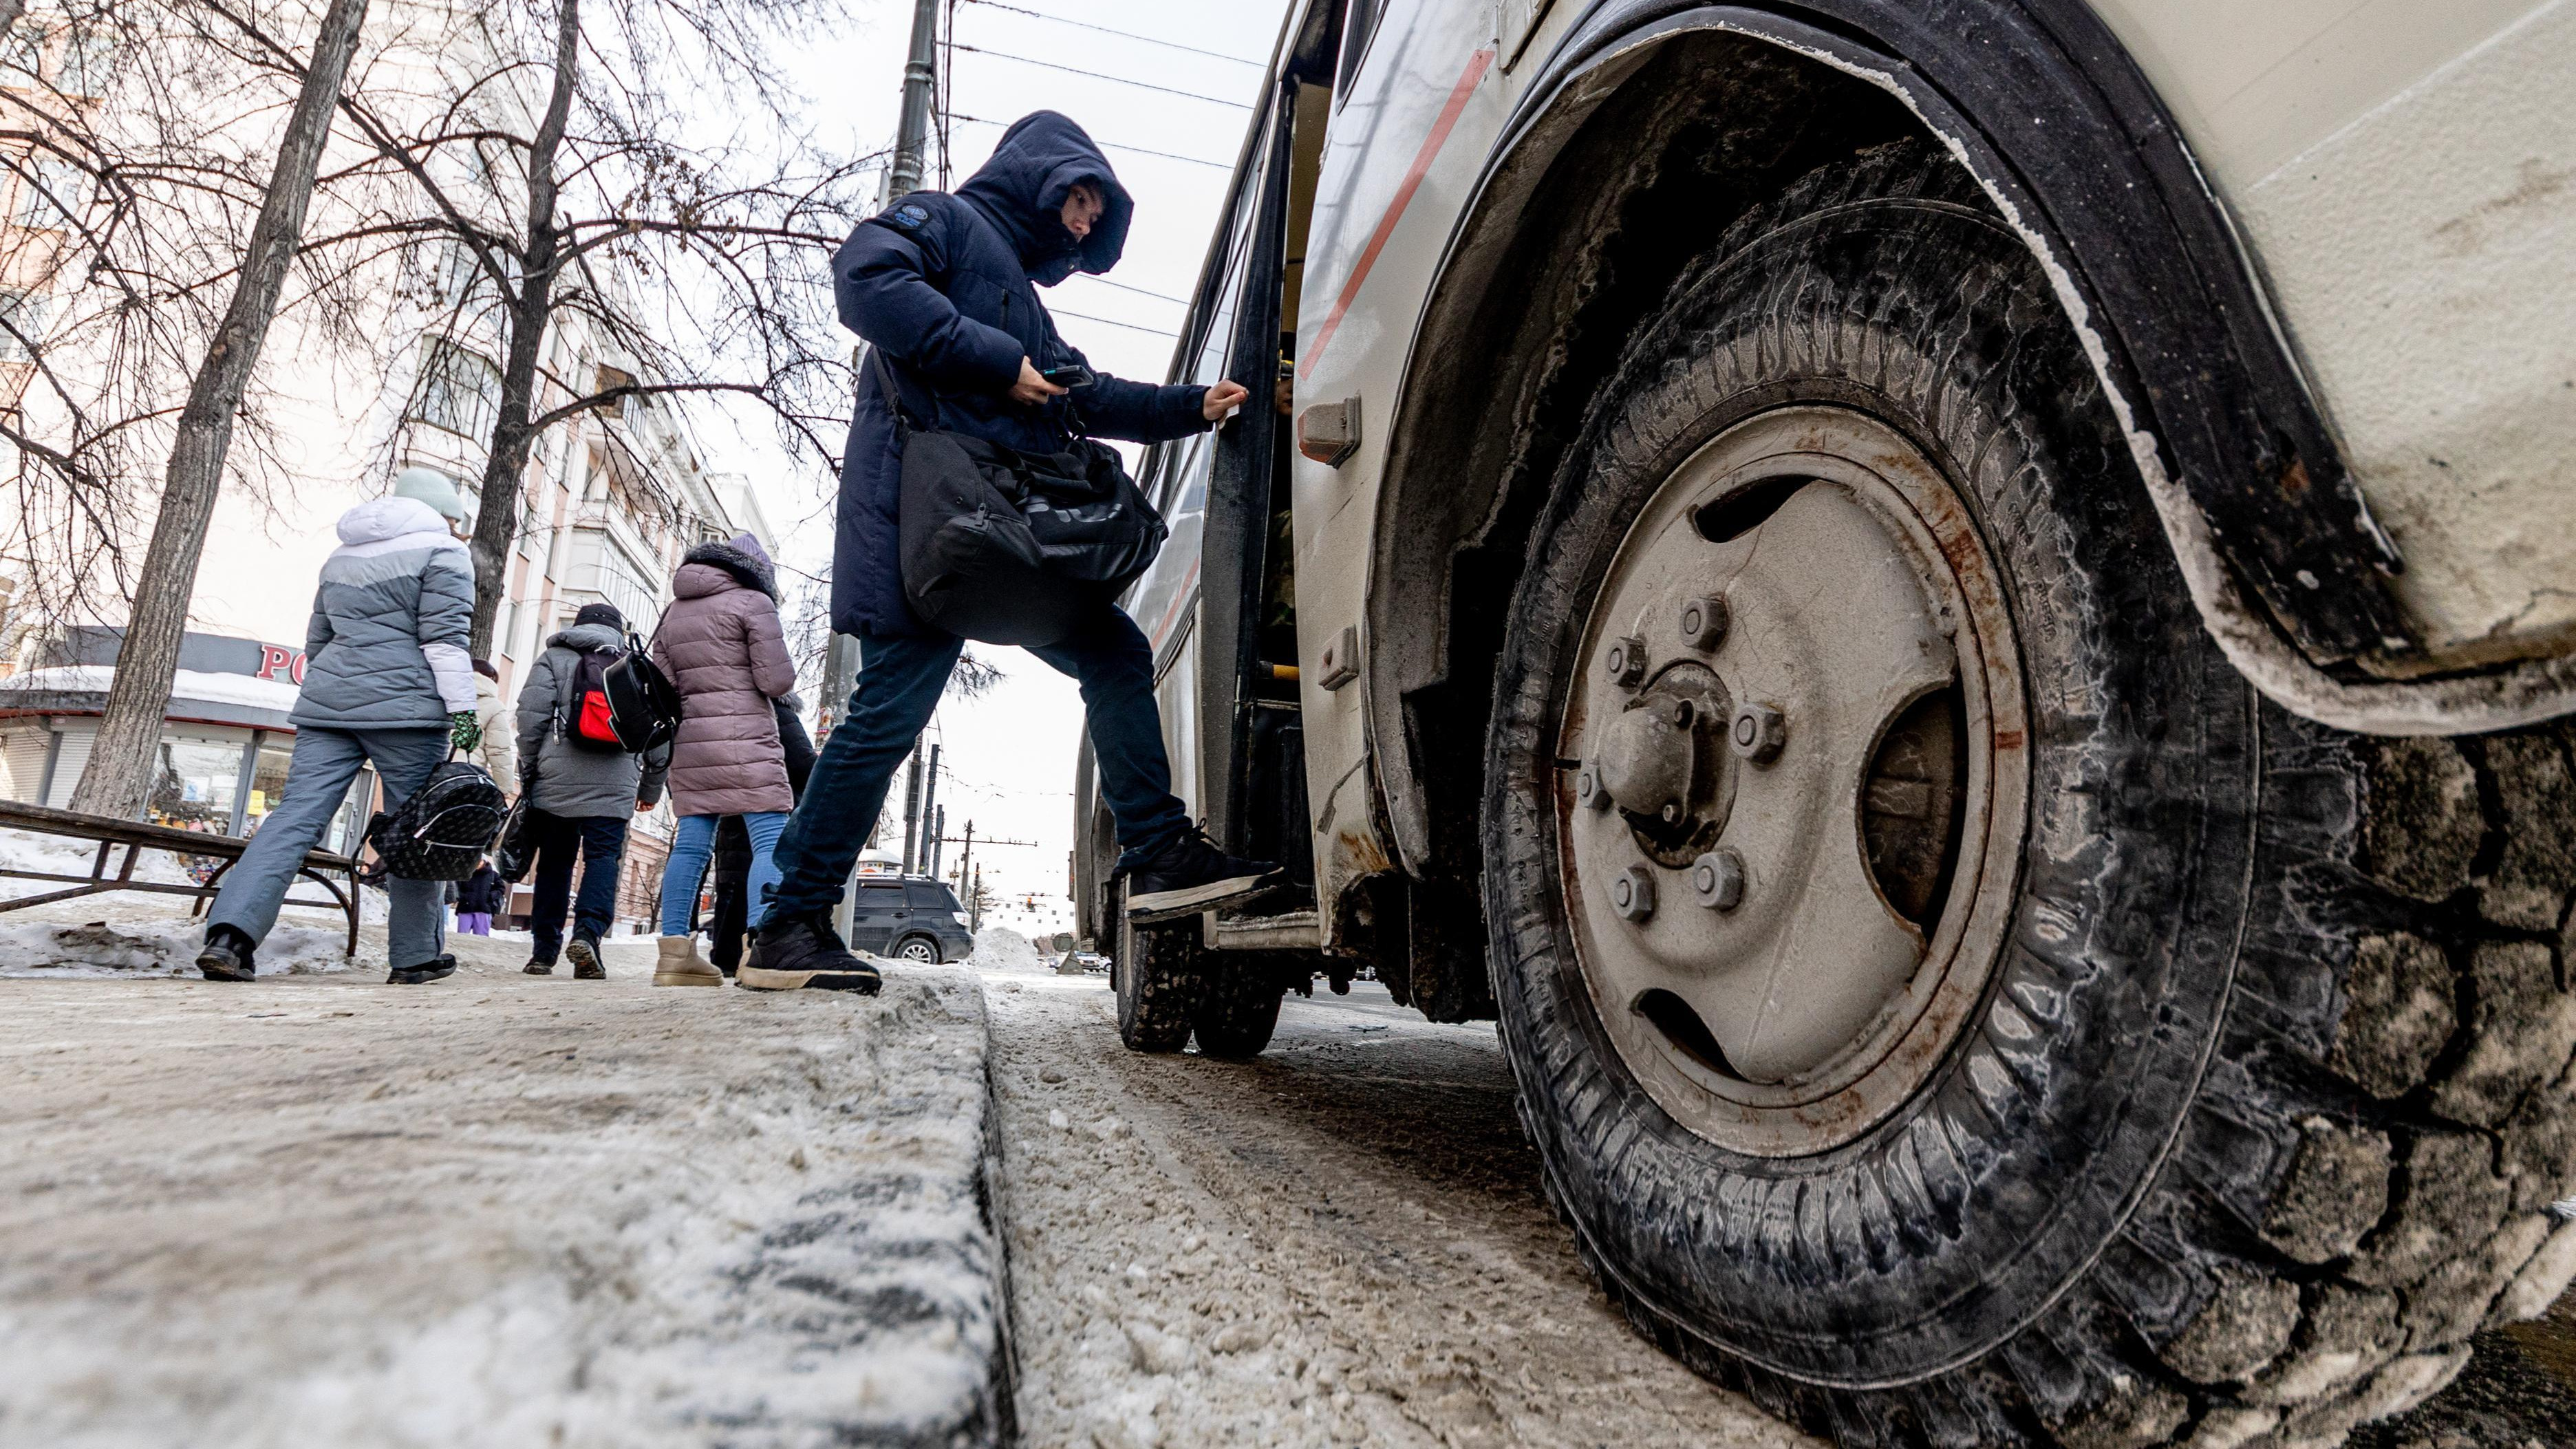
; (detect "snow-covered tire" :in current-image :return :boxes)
[1190,955,1285,1060]
[1113,885,1198,1053]
[1480,139,2576,1448]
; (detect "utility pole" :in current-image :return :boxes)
[958,819,974,922]
[888,0,941,197]
[929,804,946,880]
[914,743,941,875]
[899,751,923,874]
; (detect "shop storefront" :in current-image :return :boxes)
[0,630,376,855]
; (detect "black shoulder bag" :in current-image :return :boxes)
[877,346,1167,647]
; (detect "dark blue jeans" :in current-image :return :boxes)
[526,811,628,962]
[762,603,1189,926]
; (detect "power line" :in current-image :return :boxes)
[1049,306,1179,339]
[958,0,1267,67]
[949,112,1229,170]
[945,42,1256,109]
[1067,272,1190,307]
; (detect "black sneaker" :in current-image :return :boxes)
[388,954,457,986]
[738,913,881,994]
[1124,828,1283,923]
[522,959,554,976]
[196,925,257,983]
[566,935,605,980]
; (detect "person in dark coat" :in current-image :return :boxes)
[512,602,672,978]
[707,696,816,976]
[747,112,1274,991]
[454,860,506,936]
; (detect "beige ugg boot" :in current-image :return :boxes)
[654,934,722,987]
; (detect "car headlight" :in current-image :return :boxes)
[952,911,970,926]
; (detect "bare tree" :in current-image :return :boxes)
[227,0,881,655]
[0,1,398,669]
[69,0,373,819]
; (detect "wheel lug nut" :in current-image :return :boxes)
[1604,635,1646,688]
[1575,762,1613,812]
[1659,802,1681,824]
[1691,848,1746,911]
[1678,595,1729,651]
[1730,702,1786,764]
[1668,699,1694,729]
[1611,864,1657,923]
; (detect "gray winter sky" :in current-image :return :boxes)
[719,0,1293,912]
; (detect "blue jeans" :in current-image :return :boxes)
[660,811,785,935]
[208,726,449,969]
[525,811,626,963]
[762,603,1189,926]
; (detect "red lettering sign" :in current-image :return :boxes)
[256,645,308,684]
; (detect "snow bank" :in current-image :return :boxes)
[0,916,352,976]
[968,924,1042,972]
[0,956,1013,1448]
[0,824,200,886]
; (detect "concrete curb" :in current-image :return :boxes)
[0,943,1015,1447]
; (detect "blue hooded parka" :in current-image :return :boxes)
[830,111,1214,638]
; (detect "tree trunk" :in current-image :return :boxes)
[68,0,372,821]
[466,0,579,658]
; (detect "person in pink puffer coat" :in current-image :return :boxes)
[649,533,797,986]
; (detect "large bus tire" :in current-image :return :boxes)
[1480,139,2576,1447]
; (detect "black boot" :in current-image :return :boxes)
[738,913,881,994]
[389,954,457,986]
[1124,828,1283,923]
[566,934,605,980]
[196,925,257,983]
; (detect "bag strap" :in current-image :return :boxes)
[1034,313,1092,443]
[867,344,914,444]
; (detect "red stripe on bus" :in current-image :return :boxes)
[1150,555,1201,653]
[1300,47,1496,380]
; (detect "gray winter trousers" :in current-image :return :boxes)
[207,726,449,969]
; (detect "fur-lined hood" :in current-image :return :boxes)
[677,539,775,599]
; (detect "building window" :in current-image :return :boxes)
[4,24,115,96]
[412,339,501,440]
[147,737,246,834]
[10,157,84,228]
[0,289,48,363]
[56,25,113,98]
[244,738,292,832]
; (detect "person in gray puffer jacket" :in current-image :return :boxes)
[511,601,671,976]
[197,476,482,986]
[647,533,795,986]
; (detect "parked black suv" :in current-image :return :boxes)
[847,875,974,963]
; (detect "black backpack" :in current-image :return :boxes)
[493,790,537,882]
[877,348,1166,647]
[602,627,683,753]
[365,760,507,881]
[556,633,680,755]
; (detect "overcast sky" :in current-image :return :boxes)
[720,0,1294,911]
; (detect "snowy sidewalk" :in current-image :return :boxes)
[0,934,1011,1449]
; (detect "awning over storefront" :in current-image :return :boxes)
[0,666,301,731]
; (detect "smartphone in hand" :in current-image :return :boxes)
[1040,362,1096,389]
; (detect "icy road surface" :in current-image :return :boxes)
[0,933,1009,1448]
[980,960,1818,1449]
